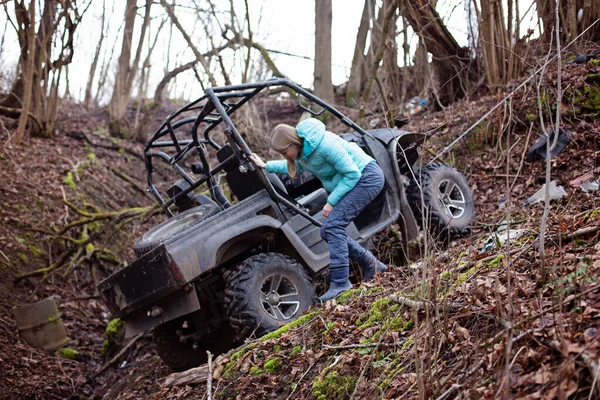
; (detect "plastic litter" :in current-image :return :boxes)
[403,96,428,117]
[527,127,573,162]
[580,181,599,193]
[566,48,600,64]
[569,171,595,187]
[569,171,598,192]
[523,180,567,206]
[481,229,528,253]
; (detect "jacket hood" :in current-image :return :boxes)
[296,118,325,157]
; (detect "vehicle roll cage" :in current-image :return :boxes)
[144,78,374,223]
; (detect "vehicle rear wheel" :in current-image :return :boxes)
[224,253,315,339]
[153,317,235,371]
[133,204,220,257]
[407,162,474,239]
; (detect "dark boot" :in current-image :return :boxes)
[356,249,388,281]
[363,260,388,281]
[319,266,352,302]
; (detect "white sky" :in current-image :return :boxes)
[0,0,538,104]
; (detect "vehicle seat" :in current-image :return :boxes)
[296,188,328,215]
[216,144,289,201]
[167,179,220,212]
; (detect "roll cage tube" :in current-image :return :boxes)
[143,79,376,225]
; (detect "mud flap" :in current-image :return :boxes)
[124,287,200,338]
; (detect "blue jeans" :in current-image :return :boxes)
[320,162,385,281]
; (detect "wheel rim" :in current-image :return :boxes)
[259,274,300,321]
[436,179,466,219]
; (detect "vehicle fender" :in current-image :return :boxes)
[167,215,283,281]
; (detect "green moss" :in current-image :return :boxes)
[103,318,124,355]
[357,298,394,329]
[85,243,95,256]
[224,311,319,379]
[88,221,101,231]
[526,113,538,121]
[292,345,302,354]
[26,244,43,258]
[456,266,476,285]
[17,252,28,264]
[262,311,319,340]
[582,85,600,111]
[440,271,452,280]
[590,59,600,67]
[87,153,96,160]
[273,345,282,353]
[264,357,279,373]
[58,348,79,360]
[47,315,58,323]
[63,172,76,190]
[336,288,362,304]
[488,254,505,267]
[312,372,357,400]
[106,318,123,335]
[249,366,262,376]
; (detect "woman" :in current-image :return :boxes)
[250,118,387,301]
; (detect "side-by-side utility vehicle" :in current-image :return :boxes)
[98,79,475,370]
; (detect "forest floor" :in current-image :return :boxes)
[0,50,599,400]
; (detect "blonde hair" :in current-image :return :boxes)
[270,124,303,178]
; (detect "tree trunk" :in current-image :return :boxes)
[108,0,152,137]
[314,0,334,103]
[347,0,374,106]
[108,0,137,136]
[161,0,218,87]
[135,60,197,142]
[400,0,473,104]
[84,0,107,108]
[13,0,35,145]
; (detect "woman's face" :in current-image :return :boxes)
[278,146,300,162]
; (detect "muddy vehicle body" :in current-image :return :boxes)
[98,79,474,370]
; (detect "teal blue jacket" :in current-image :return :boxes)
[265,118,374,206]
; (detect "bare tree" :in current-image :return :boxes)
[3,0,86,143]
[400,0,475,105]
[84,0,107,108]
[108,0,152,136]
[347,0,374,106]
[160,0,218,87]
[314,0,334,103]
[536,0,600,43]
[13,0,35,145]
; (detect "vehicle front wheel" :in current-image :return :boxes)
[224,253,315,339]
[407,162,474,239]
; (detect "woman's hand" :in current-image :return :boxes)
[249,153,266,169]
[322,203,333,217]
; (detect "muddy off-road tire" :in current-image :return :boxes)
[224,253,315,339]
[407,162,474,239]
[153,317,235,371]
[133,204,220,257]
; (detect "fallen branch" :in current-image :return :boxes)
[109,167,148,196]
[323,343,397,350]
[91,332,144,379]
[207,351,213,400]
[164,364,209,387]
[0,104,42,131]
[389,295,462,313]
[65,130,143,161]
